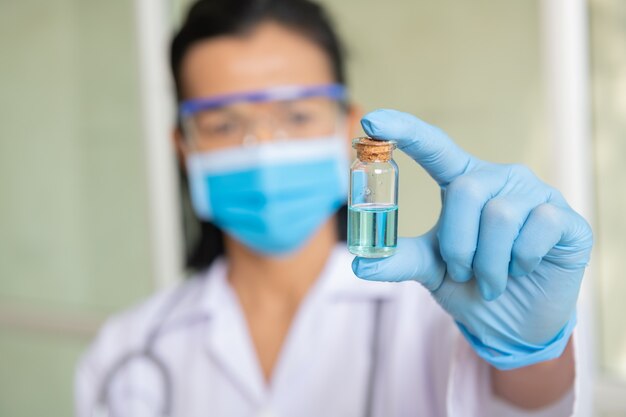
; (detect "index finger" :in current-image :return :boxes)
[361,109,479,186]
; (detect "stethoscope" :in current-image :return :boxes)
[92,282,388,417]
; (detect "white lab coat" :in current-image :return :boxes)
[75,244,575,417]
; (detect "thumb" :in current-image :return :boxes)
[361,109,480,187]
[352,233,446,292]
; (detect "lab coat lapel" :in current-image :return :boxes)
[269,246,395,407]
[200,259,268,406]
[266,261,328,400]
[198,247,395,410]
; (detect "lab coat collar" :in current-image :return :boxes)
[202,261,269,404]
[188,243,398,319]
[171,243,398,406]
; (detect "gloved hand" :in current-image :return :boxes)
[352,109,593,370]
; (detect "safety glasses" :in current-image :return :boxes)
[180,84,348,151]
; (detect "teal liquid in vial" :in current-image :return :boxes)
[348,203,398,258]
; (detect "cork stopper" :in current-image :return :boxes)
[352,137,396,162]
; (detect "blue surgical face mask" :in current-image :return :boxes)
[185,136,349,256]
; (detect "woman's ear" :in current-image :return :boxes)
[343,103,364,155]
[346,102,365,139]
[172,127,187,167]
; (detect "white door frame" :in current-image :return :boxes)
[540,0,626,414]
[134,0,183,289]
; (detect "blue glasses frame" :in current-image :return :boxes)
[179,83,347,118]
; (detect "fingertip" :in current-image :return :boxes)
[362,108,400,123]
[508,260,529,278]
[478,282,496,301]
[446,264,473,283]
[474,263,508,300]
[361,109,475,186]
[351,257,360,274]
[361,109,405,139]
[351,256,378,280]
[360,118,375,136]
[477,279,506,301]
[511,251,542,277]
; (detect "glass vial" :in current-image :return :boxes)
[348,137,399,258]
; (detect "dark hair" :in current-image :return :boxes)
[170,0,349,272]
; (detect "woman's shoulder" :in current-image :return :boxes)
[79,266,217,371]
[74,269,218,412]
[109,277,202,334]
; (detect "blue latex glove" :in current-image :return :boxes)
[352,109,593,370]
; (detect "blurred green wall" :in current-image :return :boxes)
[0,1,153,416]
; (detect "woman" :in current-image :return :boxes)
[76,1,592,416]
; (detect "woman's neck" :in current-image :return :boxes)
[225,217,339,309]
[224,217,339,382]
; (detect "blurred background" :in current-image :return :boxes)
[0,0,624,415]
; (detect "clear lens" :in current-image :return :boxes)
[183,96,345,152]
